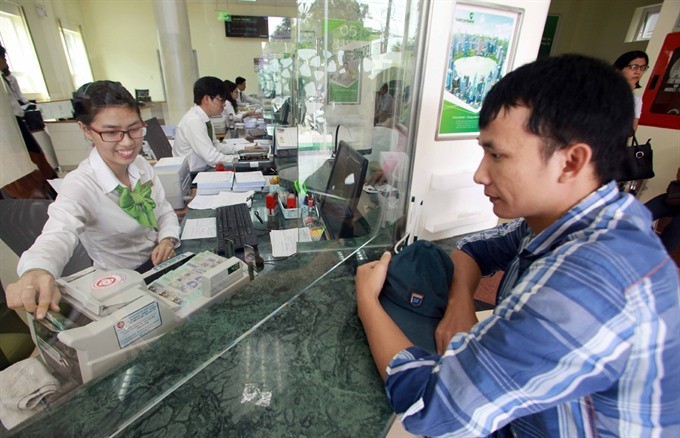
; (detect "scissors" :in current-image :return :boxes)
[293,180,307,199]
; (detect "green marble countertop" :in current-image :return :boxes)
[10,238,398,437]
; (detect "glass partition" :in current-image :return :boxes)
[289,0,424,252]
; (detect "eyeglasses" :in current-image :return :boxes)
[213,96,226,103]
[88,124,147,142]
[626,64,649,72]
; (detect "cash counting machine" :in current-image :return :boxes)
[28,252,250,385]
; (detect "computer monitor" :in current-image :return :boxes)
[274,98,291,125]
[144,117,173,159]
[318,140,370,239]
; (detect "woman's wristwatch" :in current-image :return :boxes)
[163,237,180,248]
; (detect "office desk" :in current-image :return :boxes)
[10,191,402,436]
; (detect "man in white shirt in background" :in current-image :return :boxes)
[172,76,242,172]
[0,45,30,118]
[235,76,260,106]
[0,44,57,194]
[374,83,394,126]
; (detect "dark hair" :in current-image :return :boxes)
[73,81,140,126]
[0,44,6,58]
[613,50,649,89]
[380,83,389,93]
[193,76,228,105]
[224,80,239,112]
[235,76,246,86]
[479,54,634,184]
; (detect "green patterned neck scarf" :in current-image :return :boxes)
[116,181,158,230]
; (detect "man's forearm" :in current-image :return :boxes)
[358,296,413,381]
[449,249,482,306]
[435,249,482,349]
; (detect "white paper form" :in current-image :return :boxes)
[180,218,216,240]
[187,190,255,210]
[222,138,255,149]
[212,190,254,208]
[187,195,216,210]
[270,228,312,257]
[275,127,298,149]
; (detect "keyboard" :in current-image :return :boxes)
[216,203,258,253]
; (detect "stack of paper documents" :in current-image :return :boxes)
[193,171,234,195]
[233,171,266,191]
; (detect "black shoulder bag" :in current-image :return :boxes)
[618,136,654,182]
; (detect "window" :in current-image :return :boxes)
[58,20,94,89]
[0,1,48,99]
[626,4,662,42]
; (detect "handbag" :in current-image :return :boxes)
[618,136,654,182]
[665,180,680,207]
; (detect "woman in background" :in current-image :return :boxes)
[614,51,650,197]
[223,80,261,125]
[614,50,649,132]
[6,81,180,320]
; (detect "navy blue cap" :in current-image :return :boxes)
[379,240,453,353]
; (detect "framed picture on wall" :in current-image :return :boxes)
[436,1,524,140]
[328,55,362,104]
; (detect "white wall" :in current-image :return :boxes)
[548,0,659,61]
[76,1,296,103]
[7,1,295,102]
[409,0,550,241]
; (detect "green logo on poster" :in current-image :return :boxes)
[469,12,474,20]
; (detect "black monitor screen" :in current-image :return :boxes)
[225,16,269,38]
[319,140,369,239]
[144,117,173,159]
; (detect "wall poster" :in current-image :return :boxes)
[328,54,362,104]
[436,1,523,139]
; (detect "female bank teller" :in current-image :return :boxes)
[223,79,261,123]
[6,81,181,320]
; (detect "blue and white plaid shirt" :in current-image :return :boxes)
[385,182,680,437]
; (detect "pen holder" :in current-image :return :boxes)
[278,196,299,220]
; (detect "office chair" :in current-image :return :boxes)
[0,281,34,370]
[0,200,92,370]
[0,199,92,277]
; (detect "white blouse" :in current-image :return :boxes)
[17,148,181,278]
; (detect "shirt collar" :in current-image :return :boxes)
[523,181,621,257]
[88,148,145,194]
[193,104,210,122]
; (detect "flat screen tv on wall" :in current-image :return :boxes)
[225,15,269,38]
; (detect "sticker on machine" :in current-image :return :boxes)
[114,302,163,349]
[91,272,127,289]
